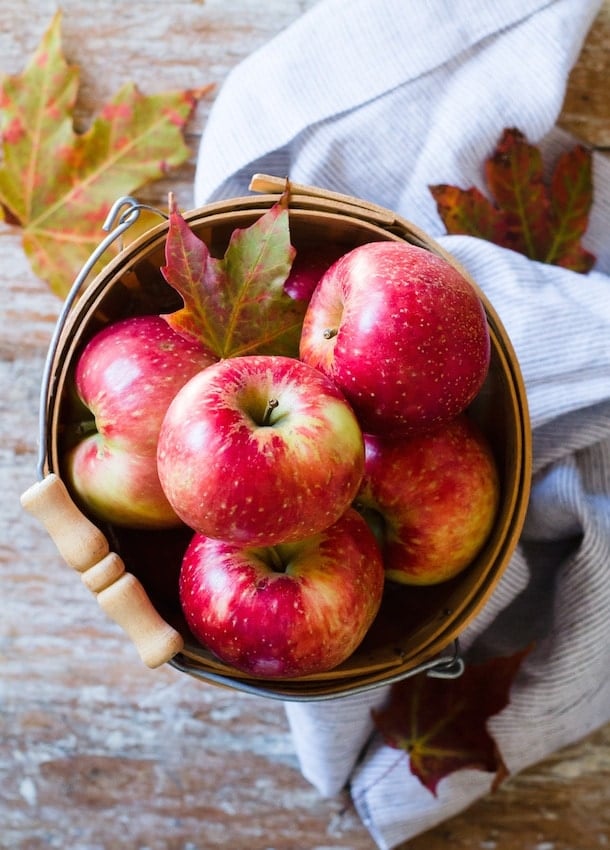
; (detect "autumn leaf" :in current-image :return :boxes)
[430,127,595,273]
[0,11,212,296]
[546,144,596,271]
[161,192,305,359]
[372,646,531,795]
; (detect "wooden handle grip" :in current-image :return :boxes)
[21,474,184,668]
[81,551,126,592]
[20,473,109,571]
[97,570,184,668]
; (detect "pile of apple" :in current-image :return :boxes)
[64,233,499,679]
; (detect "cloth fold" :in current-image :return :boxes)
[194,0,601,232]
[193,0,610,846]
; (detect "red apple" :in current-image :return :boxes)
[64,314,216,528]
[283,242,346,302]
[157,354,365,546]
[179,508,385,678]
[299,241,491,434]
[355,415,500,585]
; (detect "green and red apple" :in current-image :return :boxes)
[355,415,500,585]
[64,314,215,528]
[157,354,365,546]
[178,508,384,678]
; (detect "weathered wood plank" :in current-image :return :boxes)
[560,0,610,147]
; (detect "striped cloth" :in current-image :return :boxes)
[193,1,610,846]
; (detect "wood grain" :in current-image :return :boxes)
[1,3,609,849]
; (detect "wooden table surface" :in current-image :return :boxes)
[2,3,609,849]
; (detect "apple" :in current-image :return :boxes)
[283,242,346,302]
[157,354,365,546]
[354,415,500,585]
[179,508,385,678]
[64,314,216,528]
[299,240,491,434]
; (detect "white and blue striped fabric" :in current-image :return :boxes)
[193,1,610,846]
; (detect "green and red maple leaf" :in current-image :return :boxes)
[161,191,305,359]
[430,127,595,273]
[0,12,212,296]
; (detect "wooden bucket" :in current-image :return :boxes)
[22,175,532,701]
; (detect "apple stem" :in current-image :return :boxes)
[262,398,279,426]
[266,546,285,573]
[323,327,338,340]
[76,420,98,438]
[354,502,388,549]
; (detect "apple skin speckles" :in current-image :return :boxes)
[299,241,490,435]
[178,508,384,678]
[355,415,500,585]
[64,315,216,529]
[157,354,365,546]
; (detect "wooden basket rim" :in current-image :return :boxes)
[39,180,532,699]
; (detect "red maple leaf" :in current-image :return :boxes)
[372,646,531,795]
[430,127,595,273]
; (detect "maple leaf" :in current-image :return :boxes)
[0,11,212,296]
[430,127,595,273]
[372,646,531,796]
[161,192,305,359]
